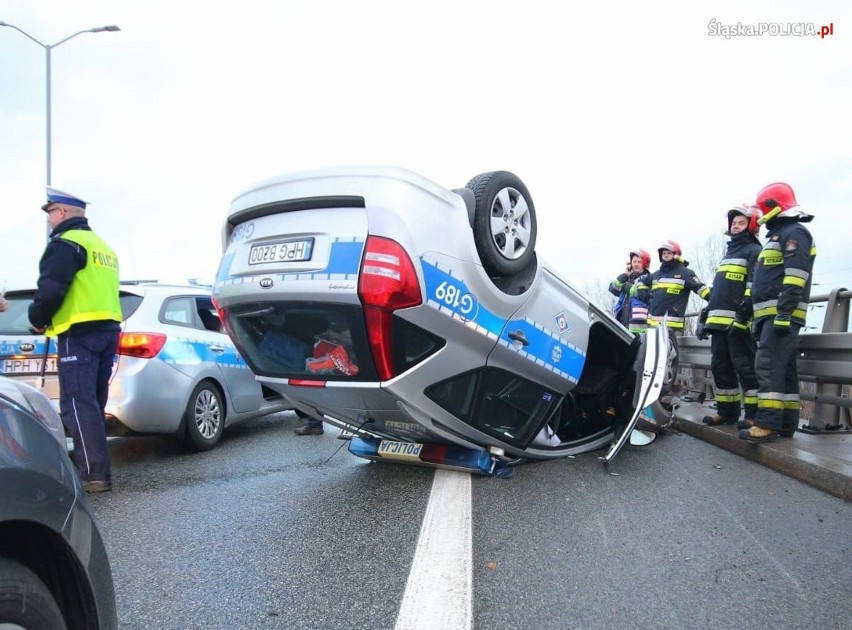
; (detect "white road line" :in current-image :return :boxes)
[394,469,472,630]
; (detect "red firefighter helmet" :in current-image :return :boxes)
[657,239,681,261]
[727,205,760,235]
[755,182,798,215]
[629,248,651,270]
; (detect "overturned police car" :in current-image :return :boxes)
[212,166,668,474]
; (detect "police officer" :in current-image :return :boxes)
[29,187,122,492]
[634,240,710,397]
[608,248,651,333]
[701,206,762,426]
[739,183,816,443]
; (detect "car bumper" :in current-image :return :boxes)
[106,357,195,434]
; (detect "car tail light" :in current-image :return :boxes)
[358,236,422,380]
[215,306,234,337]
[118,332,167,359]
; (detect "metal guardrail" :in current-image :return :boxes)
[676,287,851,432]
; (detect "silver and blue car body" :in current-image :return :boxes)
[213,166,668,469]
[0,283,292,451]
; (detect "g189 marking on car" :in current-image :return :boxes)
[214,166,670,473]
[229,222,255,244]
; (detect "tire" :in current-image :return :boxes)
[465,171,537,277]
[0,557,67,630]
[183,381,225,452]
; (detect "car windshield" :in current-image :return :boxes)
[0,292,37,335]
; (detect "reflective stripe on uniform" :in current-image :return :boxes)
[782,267,810,287]
[783,394,801,410]
[715,388,742,403]
[648,315,685,328]
[753,301,807,321]
[757,392,785,410]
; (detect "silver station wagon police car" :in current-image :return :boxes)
[213,167,668,473]
[0,283,291,451]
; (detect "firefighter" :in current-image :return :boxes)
[608,248,651,333]
[700,206,762,426]
[739,183,816,443]
[634,240,710,396]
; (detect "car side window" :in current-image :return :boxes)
[161,297,196,328]
[426,367,559,447]
[194,297,223,333]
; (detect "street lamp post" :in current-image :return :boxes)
[0,21,120,186]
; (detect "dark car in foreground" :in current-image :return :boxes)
[0,376,117,630]
[212,166,668,473]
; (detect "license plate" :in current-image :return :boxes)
[378,440,423,461]
[248,238,314,265]
[2,356,58,375]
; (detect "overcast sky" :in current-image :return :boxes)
[2,0,850,306]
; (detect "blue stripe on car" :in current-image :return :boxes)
[158,339,249,369]
[420,259,584,383]
[325,239,364,276]
[497,319,585,383]
[214,238,364,291]
[0,338,56,357]
[421,259,503,339]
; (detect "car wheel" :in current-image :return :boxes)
[465,171,537,277]
[183,381,225,452]
[0,557,66,630]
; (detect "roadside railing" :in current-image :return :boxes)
[675,287,852,432]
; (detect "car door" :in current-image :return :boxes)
[191,295,262,414]
[601,320,669,463]
[156,294,261,415]
[486,268,595,395]
[476,268,598,449]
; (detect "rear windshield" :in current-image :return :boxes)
[0,292,36,335]
[0,290,141,334]
[226,301,378,381]
[224,301,445,382]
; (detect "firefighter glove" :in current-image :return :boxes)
[774,314,792,336]
[735,298,753,322]
[696,307,709,340]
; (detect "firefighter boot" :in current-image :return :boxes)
[738,425,779,443]
[702,414,737,426]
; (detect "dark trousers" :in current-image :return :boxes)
[710,330,758,421]
[753,319,801,432]
[57,330,119,482]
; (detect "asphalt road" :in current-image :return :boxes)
[89,412,852,630]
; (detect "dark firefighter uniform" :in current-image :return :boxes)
[29,191,122,488]
[634,249,710,394]
[703,226,762,424]
[748,216,816,437]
